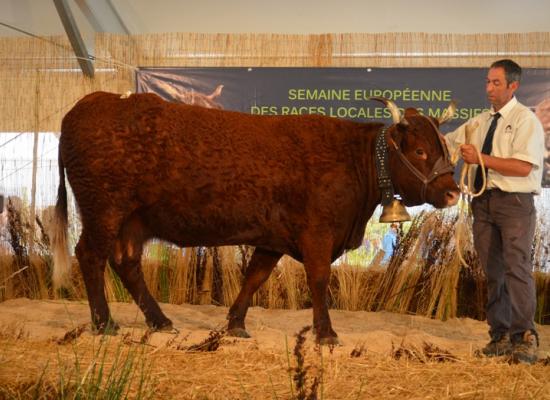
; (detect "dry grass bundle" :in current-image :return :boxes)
[55,323,87,345]
[330,264,384,311]
[217,246,243,307]
[168,247,194,305]
[198,248,215,305]
[350,344,367,358]
[391,340,459,363]
[104,264,131,303]
[262,265,288,309]
[330,265,364,311]
[6,197,30,266]
[15,256,50,299]
[185,329,226,352]
[373,211,432,313]
[0,197,57,301]
[0,255,49,301]
[256,257,308,310]
[351,265,386,312]
[140,245,201,305]
[415,211,466,320]
[370,208,488,322]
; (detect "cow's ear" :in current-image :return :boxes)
[404,108,419,118]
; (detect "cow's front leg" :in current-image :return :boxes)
[227,248,282,338]
[301,233,339,345]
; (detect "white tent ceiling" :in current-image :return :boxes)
[1,0,549,77]
[2,0,550,38]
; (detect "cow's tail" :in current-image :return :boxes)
[51,145,71,289]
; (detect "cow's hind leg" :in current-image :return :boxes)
[227,248,282,338]
[76,228,119,334]
[109,218,173,331]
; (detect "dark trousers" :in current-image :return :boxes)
[471,190,537,341]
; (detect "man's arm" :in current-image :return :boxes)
[460,145,533,177]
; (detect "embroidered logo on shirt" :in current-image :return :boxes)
[504,125,512,133]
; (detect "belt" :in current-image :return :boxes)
[483,188,534,196]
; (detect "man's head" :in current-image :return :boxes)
[486,59,521,111]
[390,223,398,231]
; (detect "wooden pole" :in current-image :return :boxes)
[29,71,40,255]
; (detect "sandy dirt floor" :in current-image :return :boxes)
[1,298,549,399]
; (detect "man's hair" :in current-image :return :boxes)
[490,59,522,84]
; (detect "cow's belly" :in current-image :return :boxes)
[139,204,300,255]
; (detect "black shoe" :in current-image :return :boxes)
[511,331,538,365]
[481,333,512,357]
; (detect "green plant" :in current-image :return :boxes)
[0,337,157,400]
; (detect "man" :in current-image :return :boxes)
[381,223,398,264]
[445,59,545,364]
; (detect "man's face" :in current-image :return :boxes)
[486,67,518,111]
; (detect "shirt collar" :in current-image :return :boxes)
[489,96,517,120]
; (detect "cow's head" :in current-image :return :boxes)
[372,97,460,209]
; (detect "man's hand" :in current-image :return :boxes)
[460,144,481,164]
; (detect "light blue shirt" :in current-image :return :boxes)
[381,230,397,263]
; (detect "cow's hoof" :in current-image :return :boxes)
[147,319,175,333]
[153,324,179,334]
[319,336,341,346]
[227,328,251,338]
[159,325,179,334]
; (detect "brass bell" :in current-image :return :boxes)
[379,198,411,223]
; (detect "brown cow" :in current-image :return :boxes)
[52,91,459,344]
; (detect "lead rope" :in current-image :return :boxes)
[450,122,487,268]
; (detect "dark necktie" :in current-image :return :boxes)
[473,112,501,191]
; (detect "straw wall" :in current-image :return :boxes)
[1,32,549,132]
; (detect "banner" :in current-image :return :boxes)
[136,67,550,187]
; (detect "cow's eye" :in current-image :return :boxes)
[415,149,426,157]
